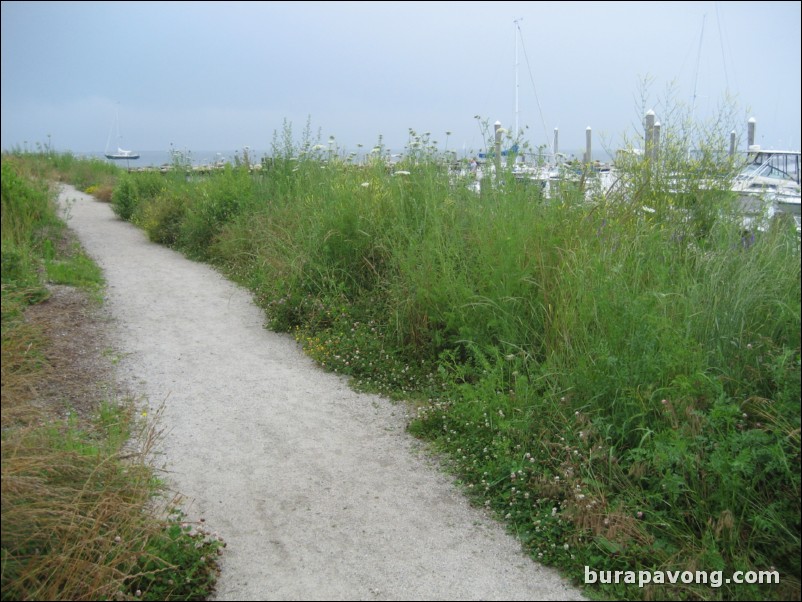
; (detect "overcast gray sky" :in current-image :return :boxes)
[2,1,800,157]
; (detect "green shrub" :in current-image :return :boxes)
[141,188,189,246]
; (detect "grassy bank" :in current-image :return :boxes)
[12,108,800,600]
[1,154,222,600]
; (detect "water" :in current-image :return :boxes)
[80,149,261,168]
[79,147,613,168]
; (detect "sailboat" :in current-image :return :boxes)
[105,147,139,160]
[104,107,140,160]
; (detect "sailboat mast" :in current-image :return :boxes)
[514,17,522,138]
[691,14,706,125]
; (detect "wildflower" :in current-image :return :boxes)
[636,511,644,519]
[563,543,570,551]
[361,182,370,188]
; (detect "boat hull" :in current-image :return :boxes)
[105,153,140,160]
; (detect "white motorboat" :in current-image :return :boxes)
[732,148,801,231]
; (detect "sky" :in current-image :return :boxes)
[2,1,800,159]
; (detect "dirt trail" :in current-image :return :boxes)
[57,185,584,601]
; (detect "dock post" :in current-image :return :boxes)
[553,127,559,157]
[653,121,661,162]
[494,121,502,181]
[729,130,736,156]
[645,110,655,160]
[747,117,756,148]
[584,127,592,164]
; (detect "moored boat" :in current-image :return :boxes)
[732,147,801,231]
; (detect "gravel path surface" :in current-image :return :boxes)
[58,185,585,601]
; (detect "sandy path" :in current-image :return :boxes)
[57,185,584,601]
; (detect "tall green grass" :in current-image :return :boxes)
[58,110,802,600]
[6,149,121,201]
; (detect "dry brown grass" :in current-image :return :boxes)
[86,184,115,203]
[1,426,157,600]
[1,285,168,600]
